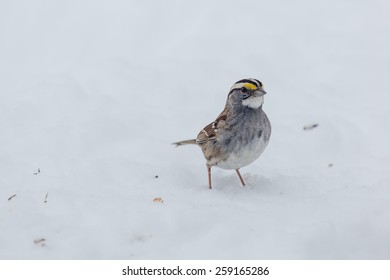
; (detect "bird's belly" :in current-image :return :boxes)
[216,136,268,170]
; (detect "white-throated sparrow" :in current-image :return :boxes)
[174,78,271,189]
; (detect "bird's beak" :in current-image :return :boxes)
[255,88,267,96]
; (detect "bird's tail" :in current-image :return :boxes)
[172,139,197,147]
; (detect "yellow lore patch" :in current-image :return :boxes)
[244,83,258,90]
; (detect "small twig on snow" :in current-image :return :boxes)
[303,123,319,130]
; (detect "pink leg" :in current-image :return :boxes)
[207,165,212,189]
[235,169,246,187]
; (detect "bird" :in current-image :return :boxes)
[173,78,271,189]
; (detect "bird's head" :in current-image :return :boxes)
[228,78,267,109]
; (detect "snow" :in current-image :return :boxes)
[1,0,390,259]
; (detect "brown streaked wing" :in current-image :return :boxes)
[196,112,227,144]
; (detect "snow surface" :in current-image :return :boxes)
[1,0,390,259]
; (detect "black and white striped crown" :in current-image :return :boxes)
[230,78,263,92]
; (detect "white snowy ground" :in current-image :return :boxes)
[1,0,389,259]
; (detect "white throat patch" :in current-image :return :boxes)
[242,96,264,109]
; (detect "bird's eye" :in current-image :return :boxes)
[241,87,248,93]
